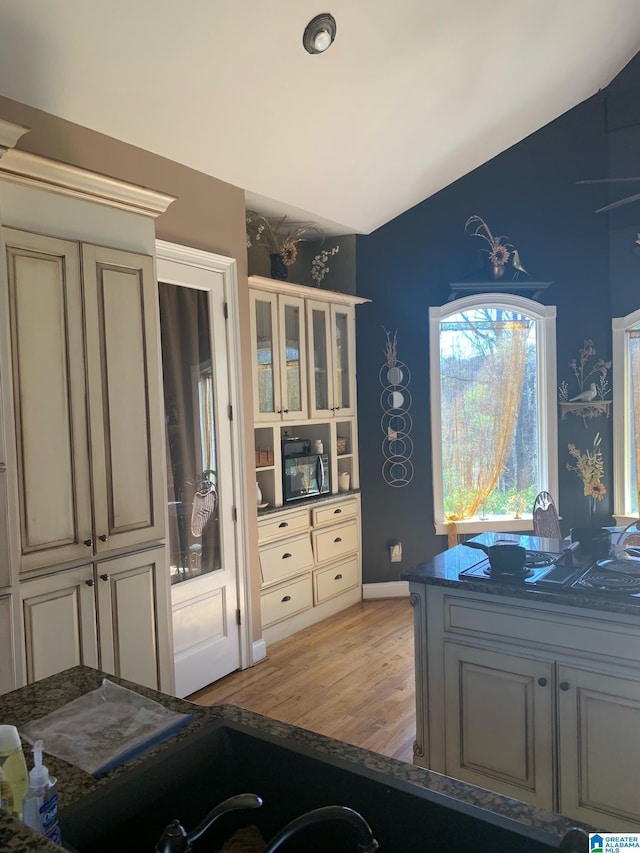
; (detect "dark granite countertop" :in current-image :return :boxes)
[401,531,640,617]
[257,489,360,517]
[0,664,589,851]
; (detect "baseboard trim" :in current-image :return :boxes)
[362,581,409,599]
[251,638,267,665]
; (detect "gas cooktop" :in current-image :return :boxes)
[458,547,640,597]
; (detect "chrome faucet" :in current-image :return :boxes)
[154,793,263,853]
[262,805,379,853]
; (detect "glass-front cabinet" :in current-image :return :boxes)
[307,299,356,418]
[250,290,307,422]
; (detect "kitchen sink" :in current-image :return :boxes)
[59,718,579,852]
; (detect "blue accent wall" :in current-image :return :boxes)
[354,60,640,582]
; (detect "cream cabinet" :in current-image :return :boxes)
[249,289,308,422]
[0,595,16,695]
[259,495,362,642]
[411,583,640,830]
[4,229,165,573]
[20,546,170,691]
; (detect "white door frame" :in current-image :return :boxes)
[155,240,252,674]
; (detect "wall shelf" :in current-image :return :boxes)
[559,400,612,426]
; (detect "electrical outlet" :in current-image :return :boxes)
[390,542,402,563]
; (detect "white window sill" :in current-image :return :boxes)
[434,515,534,536]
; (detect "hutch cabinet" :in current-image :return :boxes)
[249,275,369,641]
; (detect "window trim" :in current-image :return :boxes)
[429,293,558,535]
[612,308,640,523]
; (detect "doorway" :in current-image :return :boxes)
[156,241,248,697]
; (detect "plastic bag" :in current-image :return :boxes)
[20,679,192,777]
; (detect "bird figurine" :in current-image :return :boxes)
[569,383,598,402]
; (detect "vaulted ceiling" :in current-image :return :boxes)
[1,1,640,235]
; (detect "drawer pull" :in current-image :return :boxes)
[282,552,292,559]
[281,595,292,603]
[278,521,289,528]
[537,677,547,687]
[334,537,342,543]
[334,508,342,514]
[334,573,343,580]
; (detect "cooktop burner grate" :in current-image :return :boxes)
[574,570,640,593]
[524,550,557,568]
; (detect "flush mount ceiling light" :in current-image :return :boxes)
[303,13,337,54]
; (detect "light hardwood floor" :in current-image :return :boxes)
[188,597,416,764]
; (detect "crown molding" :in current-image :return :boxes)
[0,119,30,158]
[0,145,176,218]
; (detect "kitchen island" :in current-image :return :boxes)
[0,664,590,851]
[401,532,640,832]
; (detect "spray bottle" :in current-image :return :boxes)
[22,739,61,845]
[0,724,28,819]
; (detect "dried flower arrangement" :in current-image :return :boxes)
[567,432,606,502]
[383,327,398,368]
[464,215,528,279]
[246,210,322,268]
[311,244,340,286]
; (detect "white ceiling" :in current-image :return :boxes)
[1,1,640,235]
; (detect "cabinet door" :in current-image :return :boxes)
[443,642,554,809]
[82,245,165,553]
[558,664,640,829]
[21,567,98,683]
[277,294,307,420]
[0,595,16,695]
[4,229,93,572]
[307,300,333,418]
[250,291,281,422]
[95,547,171,692]
[331,304,356,416]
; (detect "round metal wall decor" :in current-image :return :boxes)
[379,339,413,487]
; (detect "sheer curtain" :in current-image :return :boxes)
[441,315,529,545]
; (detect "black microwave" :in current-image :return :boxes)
[282,451,330,503]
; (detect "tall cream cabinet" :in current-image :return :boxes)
[0,123,176,693]
[249,275,369,641]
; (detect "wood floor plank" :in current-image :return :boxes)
[188,598,416,764]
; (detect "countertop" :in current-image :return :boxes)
[0,665,587,852]
[400,531,640,617]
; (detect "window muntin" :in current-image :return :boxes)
[430,294,557,534]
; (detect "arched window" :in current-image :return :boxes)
[429,294,557,538]
[612,308,640,521]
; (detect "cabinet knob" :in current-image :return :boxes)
[334,406,341,411]
[537,677,547,687]
[282,552,292,559]
[282,408,288,414]
[83,539,93,547]
[278,522,289,528]
[100,573,110,582]
[84,578,95,587]
[559,681,570,691]
[281,595,291,603]
[98,534,108,542]
[334,573,343,581]
[334,537,342,543]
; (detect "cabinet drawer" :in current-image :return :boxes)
[258,510,309,544]
[261,575,313,627]
[313,520,358,565]
[312,499,358,528]
[260,533,314,586]
[314,556,360,604]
